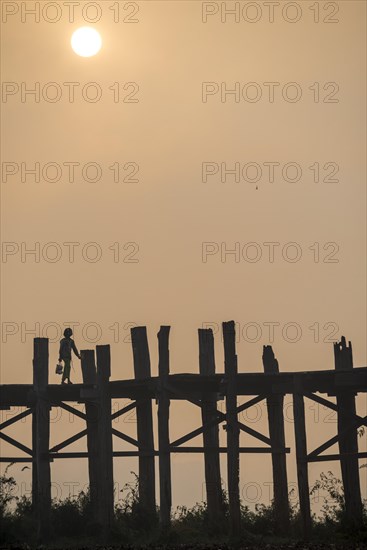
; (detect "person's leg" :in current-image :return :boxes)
[63,359,71,383]
[61,360,66,383]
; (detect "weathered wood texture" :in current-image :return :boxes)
[262,345,289,534]
[131,327,156,515]
[223,321,241,536]
[1,333,366,543]
[1,369,366,406]
[32,338,51,543]
[334,337,363,524]
[293,392,311,538]
[199,328,224,526]
[96,345,114,535]
[157,326,172,527]
[81,350,99,522]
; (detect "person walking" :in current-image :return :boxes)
[59,328,81,384]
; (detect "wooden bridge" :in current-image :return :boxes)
[0,322,366,542]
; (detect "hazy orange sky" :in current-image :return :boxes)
[1,0,366,512]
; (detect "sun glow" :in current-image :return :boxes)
[71,27,102,57]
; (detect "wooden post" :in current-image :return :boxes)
[32,337,51,543]
[157,326,172,528]
[81,350,99,522]
[293,391,312,538]
[222,321,241,536]
[334,337,363,524]
[131,327,156,516]
[262,346,289,534]
[96,345,114,537]
[199,328,223,527]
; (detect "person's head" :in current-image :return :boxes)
[63,328,73,338]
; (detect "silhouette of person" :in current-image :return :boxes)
[59,328,81,384]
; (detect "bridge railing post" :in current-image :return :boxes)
[131,327,156,516]
[32,337,51,543]
[157,326,172,528]
[223,321,241,537]
[262,345,290,534]
[293,389,311,538]
[334,336,363,525]
[81,349,99,523]
[96,344,114,537]
[199,327,224,528]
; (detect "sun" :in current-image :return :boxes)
[71,27,102,57]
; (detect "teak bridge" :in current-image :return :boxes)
[0,323,366,542]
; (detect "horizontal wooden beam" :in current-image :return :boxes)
[49,451,159,459]
[1,368,366,406]
[308,452,367,462]
[170,446,290,454]
[44,446,292,459]
[0,457,33,462]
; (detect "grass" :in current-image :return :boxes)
[1,466,366,548]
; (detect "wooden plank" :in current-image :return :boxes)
[293,392,311,538]
[111,401,136,420]
[0,457,33,462]
[199,328,224,527]
[223,321,241,536]
[334,337,363,524]
[32,404,37,525]
[1,367,367,406]
[131,327,156,516]
[309,452,367,463]
[170,395,266,447]
[0,408,32,430]
[81,350,97,385]
[55,401,87,421]
[32,338,51,543]
[170,446,290,453]
[48,451,157,458]
[0,432,33,455]
[305,392,365,424]
[96,345,114,537]
[308,415,367,460]
[262,346,289,534]
[81,350,99,524]
[237,419,271,445]
[157,326,172,528]
[111,428,139,447]
[49,429,87,453]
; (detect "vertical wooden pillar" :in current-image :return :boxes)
[293,391,311,538]
[131,327,156,515]
[157,326,172,528]
[334,337,362,524]
[32,409,38,516]
[262,346,289,533]
[222,321,240,536]
[96,345,114,536]
[199,328,223,527]
[32,337,51,543]
[81,350,99,522]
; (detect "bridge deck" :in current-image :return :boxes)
[1,367,366,406]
